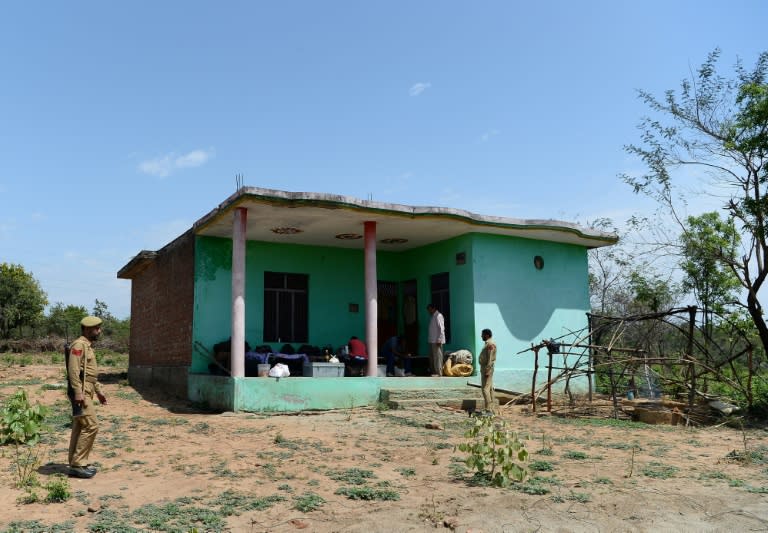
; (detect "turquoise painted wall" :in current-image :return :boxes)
[188,373,474,412]
[468,234,591,392]
[399,234,476,357]
[191,233,592,395]
[192,236,404,372]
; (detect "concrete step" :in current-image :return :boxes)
[386,397,499,410]
[380,387,483,402]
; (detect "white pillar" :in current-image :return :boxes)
[231,207,247,378]
[364,221,378,376]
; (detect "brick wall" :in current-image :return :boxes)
[129,231,195,369]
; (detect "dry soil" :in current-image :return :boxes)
[0,364,766,533]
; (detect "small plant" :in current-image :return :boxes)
[0,388,48,488]
[699,471,728,481]
[335,486,400,501]
[114,390,141,402]
[538,434,554,455]
[293,491,326,512]
[44,475,71,503]
[419,495,445,525]
[396,467,416,477]
[642,461,678,479]
[529,460,554,472]
[457,415,528,488]
[567,491,591,503]
[650,445,670,457]
[513,481,550,495]
[16,489,40,504]
[192,422,211,435]
[0,389,47,445]
[563,450,588,460]
[327,468,376,485]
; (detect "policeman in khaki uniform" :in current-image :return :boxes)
[479,328,497,415]
[67,316,107,478]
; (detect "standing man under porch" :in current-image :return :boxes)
[427,303,445,376]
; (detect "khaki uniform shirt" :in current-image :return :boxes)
[67,336,102,396]
[479,339,496,373]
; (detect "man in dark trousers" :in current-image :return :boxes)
[67,316,107,478]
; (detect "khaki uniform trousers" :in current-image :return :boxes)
[68,382,99,467]
[481,367,496,414]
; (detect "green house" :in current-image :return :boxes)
[117,187,616,412]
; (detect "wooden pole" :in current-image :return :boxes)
[687,306,696,410]
[547,350,553,412]
[587,313,593,403]
[747,346,753,411]
[608,349,618,419]
[531,345,539,413]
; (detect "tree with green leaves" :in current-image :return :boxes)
[91,299,130,349]
[92,299,114,322]
[679,212,741,335]
[0,263,48,339]
[623,49,768,356]
[45,303,89,339]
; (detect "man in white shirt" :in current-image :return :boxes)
[426,304,445,376]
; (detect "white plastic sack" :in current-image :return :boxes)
[450,349,473,365]
[268,363,290,378]
[329,355,340,363]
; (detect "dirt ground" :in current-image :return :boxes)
[0,364,766,533]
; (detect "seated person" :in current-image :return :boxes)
[343,336,368,376]
[381,335,412,377]
[348,336,368,358]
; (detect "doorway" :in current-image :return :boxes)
[402,279,418,355]
[377,281,398,349]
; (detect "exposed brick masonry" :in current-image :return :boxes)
[129,231,195,367]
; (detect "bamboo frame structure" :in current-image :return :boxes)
[514,306,757,423]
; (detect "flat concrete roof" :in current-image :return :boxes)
[118,187,617,278]
[192,187,618,250]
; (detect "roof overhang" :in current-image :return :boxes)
[117,250,158,279]
[191,187,618,251]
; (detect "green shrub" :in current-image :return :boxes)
[0,388,47,445]
[293,492,325,512]
[457,416,528,488]
[529,460,554,472]
[334,486,399,501]
[44,475,71,503]
[0,388,48,488]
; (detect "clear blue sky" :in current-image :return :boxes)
[1,1,765,319]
